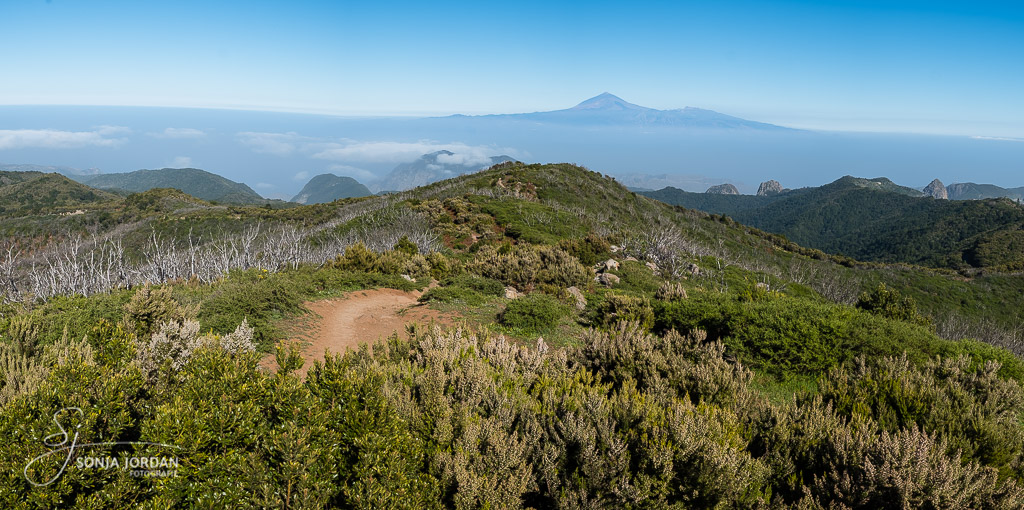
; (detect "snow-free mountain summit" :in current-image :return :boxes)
[451,93,793,130]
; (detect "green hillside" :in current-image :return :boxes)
[0,171,119,216]
[2,162,1024,507]
[83,167,269,204]
[643,176,1024,270]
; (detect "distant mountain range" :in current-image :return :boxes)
[641,176,1024,269]
[945,182,1024,201]
[76,168,272,205]
[375,151,515,192]
[291,174,372,204]
[0,163,102,177]
[447,92,791,130]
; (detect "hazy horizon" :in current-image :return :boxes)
[2,1,1022,198]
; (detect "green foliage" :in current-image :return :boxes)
[441,274,505,296]
[499,293,567,333]
[644,176,1024,270]
[197,270,302,350]
[856,283,931,326]
[655,292,1020,382]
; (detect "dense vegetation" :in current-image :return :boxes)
[642,176,1024,270]
[2,162,1024,507]
[79,168,279,205]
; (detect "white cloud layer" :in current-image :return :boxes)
[236,131,306,156]
[328,164,377,181]
[153,127,206,139]
[292,170,310,181]
[170,156,193,167]
[0,126,130,150]
[313,140,514,165]
[236,131,514,168]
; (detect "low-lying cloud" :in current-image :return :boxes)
[312,140,514,165]
[0,126,130,150]
[153,127,206,139]
[328,164,377,181]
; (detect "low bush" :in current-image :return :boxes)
[499,293,567,333]
[590,293,655,330]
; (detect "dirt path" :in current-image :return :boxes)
[261,286,453,376]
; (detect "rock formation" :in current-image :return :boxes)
[705,183,740,195]
[924,179,948,200]
[757,180,783,196]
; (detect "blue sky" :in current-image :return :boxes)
[1,0,1023,137]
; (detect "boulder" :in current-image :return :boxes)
[504,286,521,299]
[645,261,660,274]
[687,263,700,276]
[566,286,586,311]
[595,273,621,287]
[757,180,783,196]
[595,258,619,272]
[705,183,739,195]
[923,178,948,200]
[401,274,414,282]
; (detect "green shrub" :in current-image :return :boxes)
[856,283,930,327]
[418,286,485,306]
[499,293,567,333]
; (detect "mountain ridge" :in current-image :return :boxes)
[81,167,270,204]
[291,174,372,204]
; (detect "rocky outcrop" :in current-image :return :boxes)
[923,179,948,200]
[705,183,740,195]
[566,286,586,311]
[757,180,783,196]
[595,273,620,287]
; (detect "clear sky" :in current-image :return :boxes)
[1,0,1023,137]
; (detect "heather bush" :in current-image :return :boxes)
[819,354,1024,479]
[589,293,655,330]
[468,243,590,291]
[655,280,688,301]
